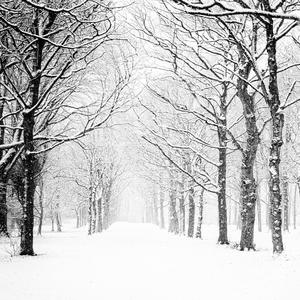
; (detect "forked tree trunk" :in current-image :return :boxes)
[195,188,204,239]
[237,46,260,251]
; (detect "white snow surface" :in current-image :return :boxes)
[0,222,299,300]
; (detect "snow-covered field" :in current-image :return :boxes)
[0,222,299,300]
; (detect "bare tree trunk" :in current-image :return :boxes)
[76,209,80,228]
[55,203,62,232]
[51,204,55,232]
[0,62,9,237]
[103,196,110,230]
[20,8,44,255]
[88,161,93,235]
[152,188,159,226]
[240,163,257,251]
[0,176,8,236]
[282,175,289,231]
[20,111,36,256]
[178,175,185,234]
[295,182,299,230]
[268,114,284,253]
[159,183,165,229]
[237,202,241,230]
[187,185,195,237]
[168,169,179,234]
[236,45,260,251]
[195,188,204,239]
[97,197,103,233]
[265,20,284,253]
[79,207,83,227]
[217,86,229,244]
[91,192,96,234]
[88,188,93,235]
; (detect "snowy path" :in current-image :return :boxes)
[0,222,299,300]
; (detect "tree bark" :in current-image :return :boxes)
[264,15,284,253]
[0,176,8,236]
[159,182,165,229]
[239,161,257,250]
[187,185,195,237]
[236,43,260,250]
[152,190,159,226]
[178,173,185,234]
[55,203,62,232]
[266,188,271,230]
[0,46,9,237]
[295,181,299,230]
[97,197,103,233]
[195,188,204,239]
[20,7,44,255]
[91,192,97,234]
[168,169,179,234]
[216,85,229,244]
[20,111,36,255]
[282,175,289,231]
[88,182,93,235]
[76,209,80,228]
[51,204,55,232]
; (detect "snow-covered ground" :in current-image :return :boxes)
[0,222,299,300]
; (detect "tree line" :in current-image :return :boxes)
[136,0,300,254]
[0,0,130,255]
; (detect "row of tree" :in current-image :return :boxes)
[0,0,130,255]
[135,0,300,253]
